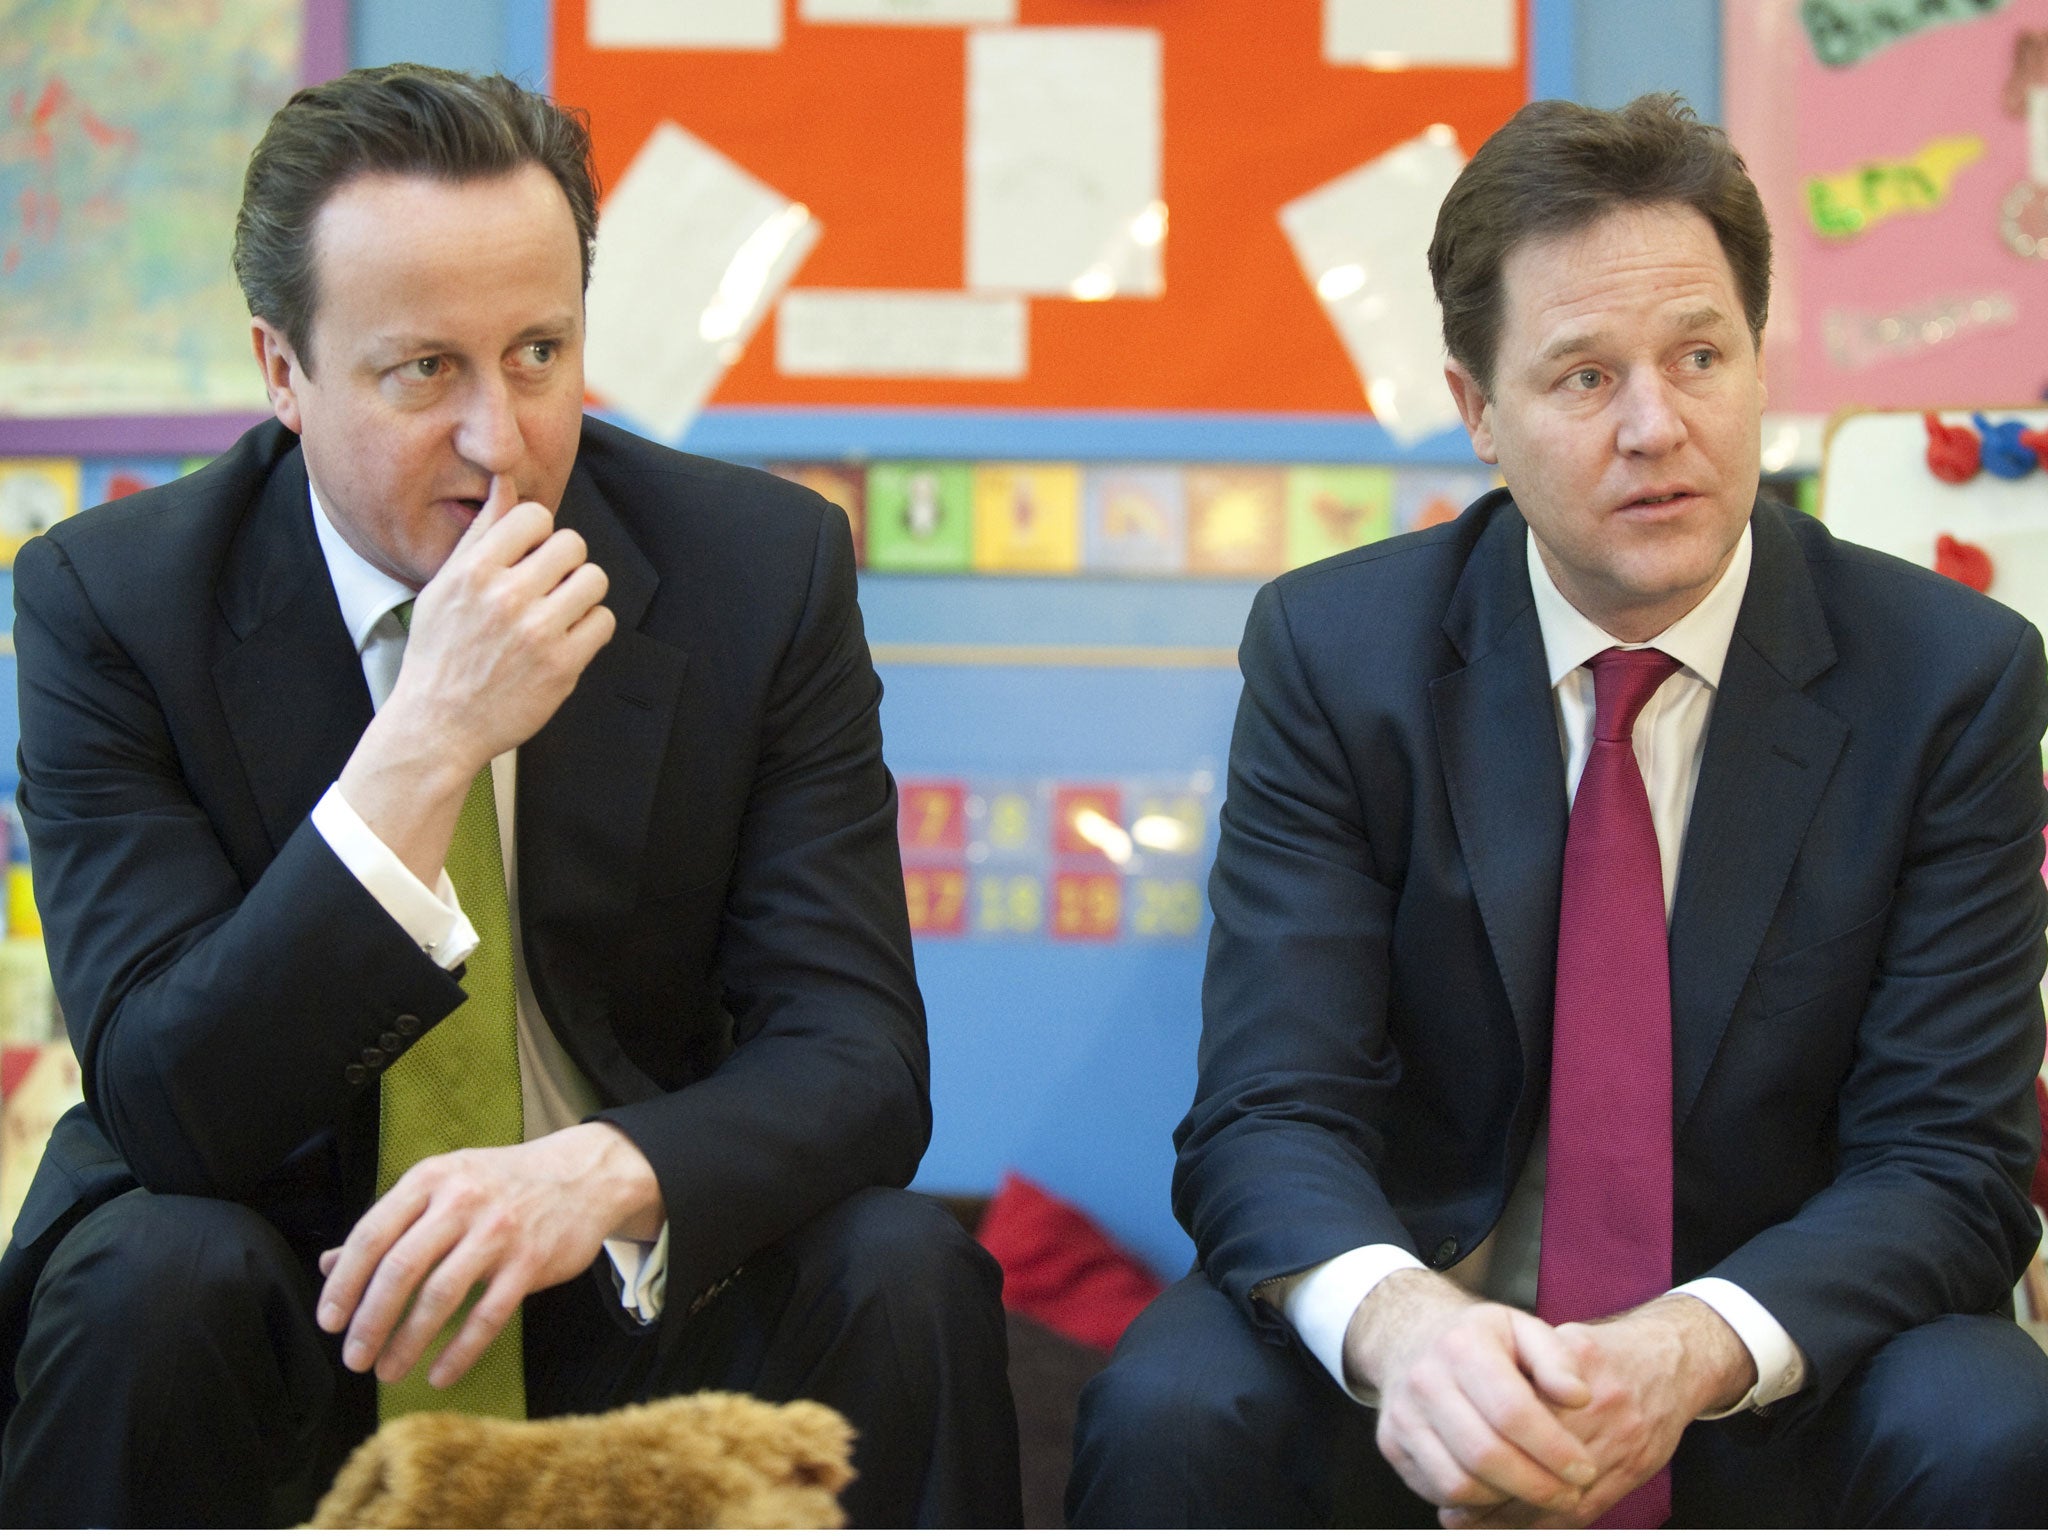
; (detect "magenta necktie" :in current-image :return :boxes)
[1538,646,1681,1530]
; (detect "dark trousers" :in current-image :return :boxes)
[0,1184,1022,1528]
[1068,1272,2048,1528]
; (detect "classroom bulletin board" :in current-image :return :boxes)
[1725,0,2048,417]
[552,0,1529,427]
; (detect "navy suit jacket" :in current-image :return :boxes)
[1177,491,2048,1417]
[0,417,926,1413]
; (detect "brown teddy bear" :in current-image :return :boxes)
[306,1391,855,1528]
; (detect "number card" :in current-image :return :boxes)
[1052,784,1124,864]
[1052,871,1123,941]
[896,772,1217,945]
[899,779,967,856]
[902,865,968,936]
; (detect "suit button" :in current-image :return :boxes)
[1432,1239,1459,1266]
[380,1032,403,1054]
[394,1014,421,1037]
[361,1046,385,1069]
[344,1064,368,1086]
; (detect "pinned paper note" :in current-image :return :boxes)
[0,459,79,566]
[801,0,1016,22]
[589,0,782,49]
[1805,136,1983,239]
[1280,127,1467,445]
[972,464,1082,572]
[866,463,974,571]
[1822,292,2017,370]
[1285,466,1393,567]
[967,28,1164,299]
[1323,0,1514,69]
[776,291,1027,378]
[1084,466,1187,573]
[584,122,820,442]
[1802,0,2011,69]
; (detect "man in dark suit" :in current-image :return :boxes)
[0,65,1019,1527]
[1070,95,2048,1527]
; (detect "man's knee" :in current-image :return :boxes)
[1815,1313,2048,1524]
[1078,1285,1263,1465]
[788,1186,1003,1327]
[1069,1273,1385,1527]
[31,1189,309,1350]
[4,1190,342,1526]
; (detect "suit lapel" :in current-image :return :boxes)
[211,446,375,855]
[1430,503,1571,1084]
[516,462,689,1101]
[1669,506,1846,1125]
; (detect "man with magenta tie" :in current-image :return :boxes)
[1070,95,2048,1527]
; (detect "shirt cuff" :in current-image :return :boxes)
[603,1223,670,1323]
[1270,1244,1428,1407]
[311,783,478,970]
[1671,1276,1808,1417]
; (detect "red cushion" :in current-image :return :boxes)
[2033,1076,2048,1215]
[976,1171,1165,1354]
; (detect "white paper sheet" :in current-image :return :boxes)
[584,122,821,442]
[967,28,1164,298]
[1279,126,1467,444]
[777,290,1027,377]
[1324,0,1515,69]
[589,0,782,50]
[800,0,1016,23]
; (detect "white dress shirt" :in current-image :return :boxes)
[1276,522,1807,1417]
[302,485,669,1321]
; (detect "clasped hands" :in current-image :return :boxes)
[1347,1269,1755,1529]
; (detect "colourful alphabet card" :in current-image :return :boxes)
[1184,468,1286,575]
[972,463,1082,573]
[866,461,974,571]
[1084,465,1187,573]
[1285,465,1393,567]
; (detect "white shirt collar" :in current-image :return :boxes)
[1526,520,1752,691]
[307,480,417,655]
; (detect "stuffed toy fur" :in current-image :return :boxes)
[306,1391,854,1528]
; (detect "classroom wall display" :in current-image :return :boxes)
[552,0,1528,426]
[773,458,1496,576]
[0,1,345,432]
[897,774,1214,944]
[1816,406,2048,644]
[1725,0,2048,414]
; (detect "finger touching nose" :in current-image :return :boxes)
[456,377,526,476]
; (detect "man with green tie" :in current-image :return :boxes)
[0,64,1018,1527]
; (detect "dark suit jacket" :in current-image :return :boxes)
[1177,490,2048,1419]
[0,417,926,1412]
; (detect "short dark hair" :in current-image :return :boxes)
[1428,93,1771,396]
[233,64,599,372]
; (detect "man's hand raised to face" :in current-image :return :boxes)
[337,473,615,885]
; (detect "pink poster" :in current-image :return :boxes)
[1726,0,2048,414]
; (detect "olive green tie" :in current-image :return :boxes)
[375,600,526,1422]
